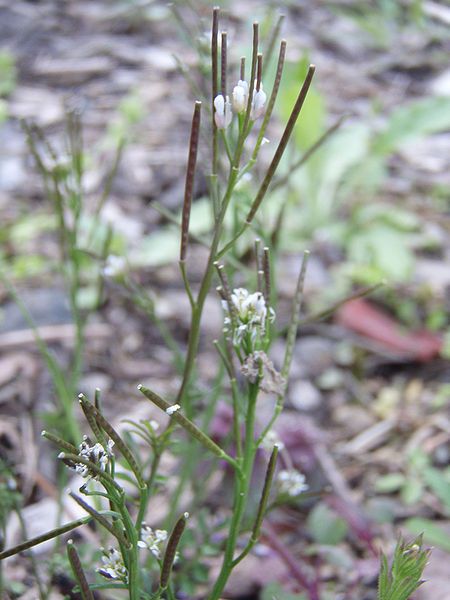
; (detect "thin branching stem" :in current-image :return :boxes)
[262,14,285,74]
[271,115,346,192]
[258,250,309,444]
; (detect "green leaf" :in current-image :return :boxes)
[277,57,326,150]
[261,582,307,600]
[75,286,99,310]
[0,50,17,97]
[347,225,414,282]
[9,213,57,244]
[130,198,213,267]
[374,96,450,155]
[8,255,48,279]
[356,204,419,232]
[307,502,348,545]
[0,98,7,123]
[375,473,406,493]
[423,468,450,512]
[405,517,450,552]
[401,478,424,506]
[312,123,371,224]
[130,228,179,267]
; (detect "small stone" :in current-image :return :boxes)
[289,379,322,411]
[316,368,345,391]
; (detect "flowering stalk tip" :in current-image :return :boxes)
[222,287,275,348]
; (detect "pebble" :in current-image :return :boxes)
[289,379,322,411]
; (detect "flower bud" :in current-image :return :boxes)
[250,86,267,120]
[214,94,232,129]
[232,80,249,113]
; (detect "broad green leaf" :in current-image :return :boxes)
[0,50,17,97]
[401,478,424,505]
[374,96,450,155]
[347,225,414,282]
[0,98,7,123]
[423,468,450,512]
[76,286,99,311]
[188,197,214,234]
[130,228,179,267]
[130,198,213,267]
[313,123,371,223]
[356,204,419,231]
[261,582,307,600]
[307,502,348,545]
[277,57,326,150]
[375,473,406,493]
[9,213,57,244]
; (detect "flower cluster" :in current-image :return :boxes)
[214,79,267,130]
[97,547,128,582]
[223,288,275,347]
[277,469,308,497]
[137,524,168,559]
[61,435,114,480]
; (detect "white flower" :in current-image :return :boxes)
[61,436,114,480]
[232,80,249,113]
[214,94,232,129]
[277,469,308,497]
[166,404,180,415]
[222,288,275,346]
[148,420,160,432]
[250,86,267,120]
[261,430,285,452]
[102,255,126,280]
[97,547,128,582]
[138,525,168,558]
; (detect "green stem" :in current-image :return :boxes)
[219,130,233,163]
[208,382,259,600]
[175,165,240,410]
[118,501,140,600]
[179,260,195,309]
[136,449,162,532]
